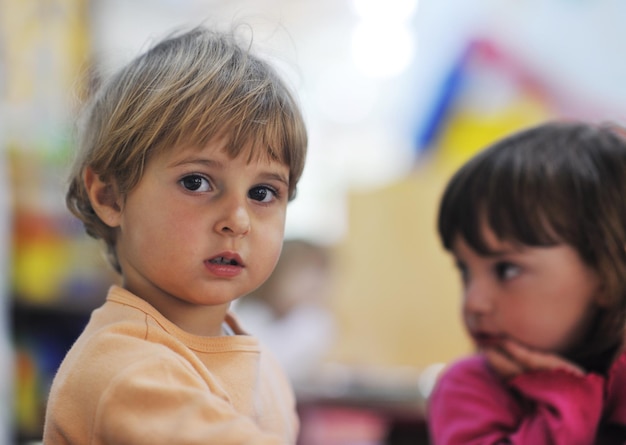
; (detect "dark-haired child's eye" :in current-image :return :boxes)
[180,175,210,192]
[494,261,520,281]
[249,186,277,203]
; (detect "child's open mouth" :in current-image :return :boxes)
[204,252,245,277]
[209,256,240,266]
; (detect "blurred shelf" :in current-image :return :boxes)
[12,294,96,443]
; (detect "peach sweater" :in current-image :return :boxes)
[43,286,298,444]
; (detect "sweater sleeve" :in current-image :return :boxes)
[427,355,605,445]
[93,354,292,445]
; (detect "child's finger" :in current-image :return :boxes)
[501,340,585,377]
[483,347,525,379]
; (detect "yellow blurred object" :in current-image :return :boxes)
[15,350,40,436]
[13,239,72,304]
[435,96,552,172]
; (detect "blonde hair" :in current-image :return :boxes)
[66,26,307,272]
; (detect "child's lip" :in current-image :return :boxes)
[471,331,505,347]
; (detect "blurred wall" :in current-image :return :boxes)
[329,170,472,368]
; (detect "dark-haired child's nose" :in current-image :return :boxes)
[463,280,495,315]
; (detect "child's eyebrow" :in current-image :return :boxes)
[168,157,223,169]
[260,172,289,187]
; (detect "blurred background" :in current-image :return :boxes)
[3,0,626,443]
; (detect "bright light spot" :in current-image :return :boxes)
[352,0,419,22]
[351,22,415,78]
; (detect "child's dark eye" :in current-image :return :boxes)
[494,261,520,281]
[180,175,210,192]
[249,186,277,203]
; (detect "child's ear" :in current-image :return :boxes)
[84,167,123,228]
[593,284,611,308]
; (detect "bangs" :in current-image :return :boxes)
[175,94,298,167]
[170,77,306,197]
[438,135,571,254]
[172,48,306,179]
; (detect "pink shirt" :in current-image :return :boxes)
[428,352,626,444]
[43,286,298,444]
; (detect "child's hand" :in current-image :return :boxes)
[483,339,585,380]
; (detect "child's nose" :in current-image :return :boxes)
[463,278,495,315]
[214,200,251,236]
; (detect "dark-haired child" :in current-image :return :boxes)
[429,121,626,444]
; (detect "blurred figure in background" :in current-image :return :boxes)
[234,239,335,384]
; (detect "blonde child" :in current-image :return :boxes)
[43,26,307,444]
[428,121,626,444]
